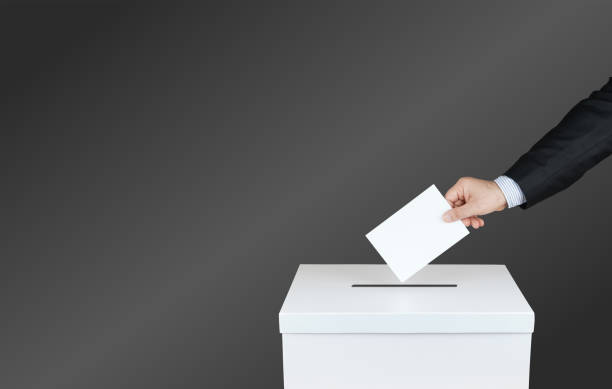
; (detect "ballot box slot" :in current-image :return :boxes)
[351,284,457,288]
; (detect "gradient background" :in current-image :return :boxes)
[2,2,612,388]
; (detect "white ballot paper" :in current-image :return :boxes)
[366,184,469,281]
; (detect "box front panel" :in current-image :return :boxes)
[282,333,531,389]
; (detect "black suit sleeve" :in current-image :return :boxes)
[505,78,612,209]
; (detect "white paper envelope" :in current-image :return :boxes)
[366,184,469,281]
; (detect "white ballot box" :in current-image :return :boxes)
[279,264,534,389]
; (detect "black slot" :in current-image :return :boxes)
[351,284,457,288]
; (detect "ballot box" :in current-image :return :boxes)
[279,264,534,389]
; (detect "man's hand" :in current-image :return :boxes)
[442,177,507,229]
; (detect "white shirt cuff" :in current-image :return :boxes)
[494,176,526,208]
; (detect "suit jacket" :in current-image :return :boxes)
[505,78,612,208]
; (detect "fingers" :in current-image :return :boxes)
[443,206,484,227]
[447,199,465,208]
[442,203,478,222]
[443,178,486,228]
[444,181,464,204]
[471,217,479,229]
[471,217,485,229]
[460,217,485,229]
[453,199,465,207]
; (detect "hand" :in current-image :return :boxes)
[442,177,507,229]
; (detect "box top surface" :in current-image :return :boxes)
[279,264,534,334]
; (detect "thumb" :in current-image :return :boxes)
[442,203,478,222]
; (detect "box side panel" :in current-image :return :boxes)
[282,333,531,389]
[280,312,534,334]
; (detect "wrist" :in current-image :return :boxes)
[490,180,508,211]
[493,176,527,208]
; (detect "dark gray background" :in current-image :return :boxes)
[2,2,611,388]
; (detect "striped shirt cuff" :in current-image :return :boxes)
[494,175,526,208]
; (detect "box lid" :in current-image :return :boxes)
[279,264,534,334]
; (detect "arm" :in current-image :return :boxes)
[443,78,612,226]
[505,78,612,208]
